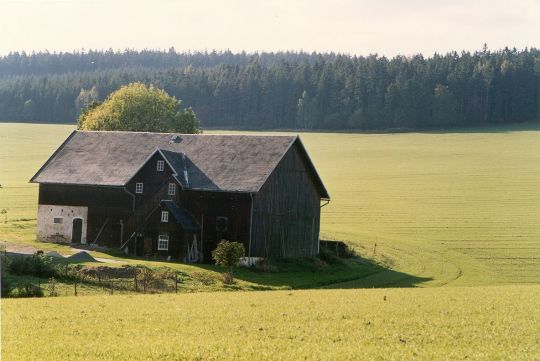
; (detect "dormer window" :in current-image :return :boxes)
[168,183,176,195]
[161,211,169,222]
[157,160,164,172]
[135,183,143,194]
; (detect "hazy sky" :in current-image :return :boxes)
[0,0,539,56]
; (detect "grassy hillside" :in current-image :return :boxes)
[3,286,539,360]
[0,123,539,287]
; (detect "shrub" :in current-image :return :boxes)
[254,259,279,273]
[319,247,342,264]
[220,272,234,285]
[1,272,12,297]
[10,284,44,298]
[46,277,58,297]
[9,254,56,278]
[190,271,217,286]
[211,240,245,281]
[136,266,157,292]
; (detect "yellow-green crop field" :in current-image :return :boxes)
[2,286,539,360]
[1,122,540,360]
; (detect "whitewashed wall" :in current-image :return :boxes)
[36,204,88,244]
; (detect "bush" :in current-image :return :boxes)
[190,271,217,286]
[1,272,12,297]
[254,259,279,273]
[318,247,342,264]
[220,272,234,285]
[9,254,56,278]
[10,284,44,298]
[211,240,245,274]
[212,240,245,283]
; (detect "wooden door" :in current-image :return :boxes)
[144,237,152,256]
[72,218,83,243]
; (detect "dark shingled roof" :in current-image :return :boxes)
[30,131,329,198]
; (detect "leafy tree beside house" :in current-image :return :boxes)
[77,82,201,134]
[212,240,245,282]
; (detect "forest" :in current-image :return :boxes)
[0,47,538,129]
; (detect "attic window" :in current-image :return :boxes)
[135,183,143,194]
[161,211,169,223]
[158,234,169,250]
[157,160,164,172]
[168,183,176,195]
[53,217,63,224]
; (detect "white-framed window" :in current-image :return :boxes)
[135,182,143,194]
[161,211,169,222]
[158,234,169,250]
[53,217,63,224]
[168,183,176,195]
[157,160,164,172]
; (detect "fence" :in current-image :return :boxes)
[4,261,186,297]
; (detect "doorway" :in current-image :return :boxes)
[72,218,83,243]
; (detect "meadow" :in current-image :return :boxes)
[1,122,539,287]
[1,122,540,360]
[2,286,539,360]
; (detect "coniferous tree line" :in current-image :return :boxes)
[0,47,538,129]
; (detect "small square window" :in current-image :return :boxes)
[135,183,143,194]
[157,160,164,172]
[53,217,63,224]
[158,234,169,250]
[168,183,176,195]
[161,211,169,222]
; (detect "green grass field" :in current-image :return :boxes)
[3,286,539,360]
[1,122,539,360]
[1,122,538,287]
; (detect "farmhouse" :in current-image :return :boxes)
[30,131,330,261]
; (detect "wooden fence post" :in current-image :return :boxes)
[143,275,147,294]
[134,273,138,292]
[74,280,78,296]
[175,274,178,293]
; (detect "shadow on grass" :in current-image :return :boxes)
[7,244,432,290]
[115,254,433,290]
[233,256,433,289]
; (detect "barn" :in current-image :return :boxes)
[30,131,330,262]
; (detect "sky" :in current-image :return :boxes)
[0,0,539,57]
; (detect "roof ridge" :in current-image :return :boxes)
[76,130,296,138]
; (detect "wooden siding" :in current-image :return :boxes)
[38,184,132,247]
[39,184,132,213]
[135,205,185,259]
[37,139,324,260]
[126,152,178,208]
[251,141,322,258]
[178,191,251,261]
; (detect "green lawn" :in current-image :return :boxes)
[1,122,539,287]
